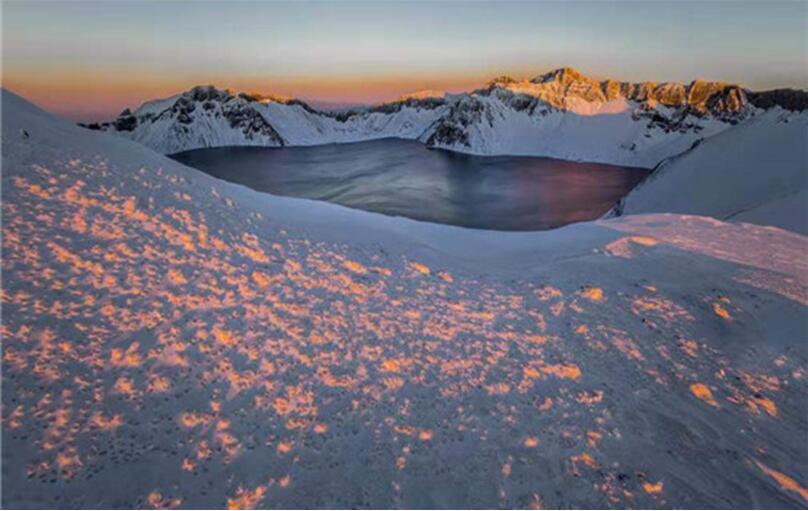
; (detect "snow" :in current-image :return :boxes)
[260,102,447,147]
[422,92,739,167]
[612,108,808,234]
[122,110,284,155]
[502,81,631,115]
[100,80,749,168]
[3,89,808,508]
[114,93,448,154]
[132,94,182,117]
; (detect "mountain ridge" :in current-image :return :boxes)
[82,67,808,166]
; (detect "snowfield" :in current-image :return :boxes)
[3,90,808,509]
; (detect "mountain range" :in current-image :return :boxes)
[85,67,807,167]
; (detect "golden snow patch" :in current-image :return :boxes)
[631,236,658,246]
[226,485,266,510]
[343,260,368,274]
[542,363,582,380]
[581,287,604,302]
[251,271,270,287]
[713,303,731,320]
[409,262,431,275]
[643,481,664,494]
[755,461,808,504]
[690,383,718,407]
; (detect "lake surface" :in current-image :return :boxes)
[172,139,649,231]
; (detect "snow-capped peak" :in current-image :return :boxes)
[531,66,590,84]
[480,67,751,119]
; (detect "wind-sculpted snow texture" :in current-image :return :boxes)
[4,91,808,509]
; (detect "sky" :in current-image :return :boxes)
[3,0,807,121]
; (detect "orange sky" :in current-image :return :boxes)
[3,68,509,120]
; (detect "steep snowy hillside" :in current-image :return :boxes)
[4,90,808,508]
[609,108,808,234]
[85,85,448,154]
[89,68,806,168]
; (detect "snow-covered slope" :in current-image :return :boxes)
[609,108,808,234]
[4,90,808,508]
[89,67,802,168]
[420,91,731,167]
[421,68,758,167]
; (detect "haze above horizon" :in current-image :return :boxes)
[3,0,806,121]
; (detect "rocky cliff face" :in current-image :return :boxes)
[480,67,749,118]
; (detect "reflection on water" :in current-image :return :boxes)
[172,139,650,231]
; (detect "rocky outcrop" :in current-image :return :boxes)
[483,68,751,119]
[424,96,485,148]
[747,88,808,112]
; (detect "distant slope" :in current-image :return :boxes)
[609,108,808,234]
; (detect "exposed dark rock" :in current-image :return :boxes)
[113,112,137,132]
[426,123,470,148]
[747,89,808,112]
[187,85,231,103]
[424,97,484,147]
[368,97,445,115]
[222,106,284,145]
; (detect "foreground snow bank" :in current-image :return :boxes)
[3,90,807,509]
[609,109,808,234]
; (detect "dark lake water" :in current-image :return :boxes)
[172,139,649,231]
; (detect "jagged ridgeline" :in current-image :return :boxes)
[83,67,807,167]
[479,67,748,119]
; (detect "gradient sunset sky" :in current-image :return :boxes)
[3,0,806,121]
